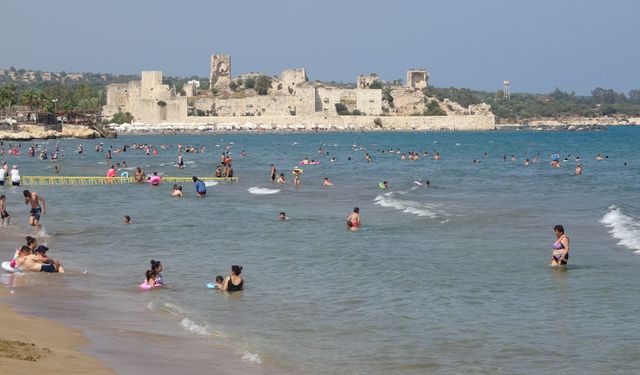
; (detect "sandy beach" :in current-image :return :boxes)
[0,288,114,374]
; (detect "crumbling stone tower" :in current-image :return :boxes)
[406,69,428,90]
[210,54,231,90]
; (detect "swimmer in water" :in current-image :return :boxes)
[276,173,285,184]
[346,207,360,231]
[278,212,287,221]
[123,215,132,224]
[214,275,224,288]
[270,164,277,182]
[143,269,158,289]
[323,177,333,186]
[575,164,582,175]
[171,184,183,197]
[550,224,570,267]
[150,259,164,286]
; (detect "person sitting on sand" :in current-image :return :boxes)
[171,184,183,197]
[222,265,244,292]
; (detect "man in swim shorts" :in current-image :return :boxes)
[23,190,45,231]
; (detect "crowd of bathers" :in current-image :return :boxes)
[8,236,65,273]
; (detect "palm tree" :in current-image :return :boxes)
[21,90,37,110]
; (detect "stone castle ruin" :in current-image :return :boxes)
[102,53,494,130]
[406,69,428,90]
[210,55,231,91]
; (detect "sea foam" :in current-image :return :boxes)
[248,187,280,195]
[374,194,441,218]
[600,205,640,253]
[180,318,211,336]
[241,352,263,364]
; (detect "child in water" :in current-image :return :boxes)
[123,215,132,224]
[143,269,158,288]
[151,259,163,286]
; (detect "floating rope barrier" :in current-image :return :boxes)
[19,176,238,185]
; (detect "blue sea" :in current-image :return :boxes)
[1,127,640,374]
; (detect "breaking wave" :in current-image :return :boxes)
[374,194,442,218]
[248,187,280,195]
[600,205,640,253]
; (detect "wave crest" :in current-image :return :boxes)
[248,187,280,195]
[374,194,442,218]
[600,205,640,253]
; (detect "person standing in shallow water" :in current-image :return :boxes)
[346,207,360,231]
[551,224,570,267]
[23,190,45,231]
[222,265,244,292]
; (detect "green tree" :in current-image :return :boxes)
[255,75,272,95]
[369,80,382,89]
[111,112,133,124]
[229,81,238,91]
[244,77,256,89]
[424,100,446,116]
[335,103,350,115]
[0,83,19,111]
[20,90,38,110]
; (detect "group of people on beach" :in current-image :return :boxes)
[9,236,65,273]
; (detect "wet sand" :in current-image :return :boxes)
[0,289,115,374]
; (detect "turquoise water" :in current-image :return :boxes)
[1,128,640,374]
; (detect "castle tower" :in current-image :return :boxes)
[210,54,231,90]
[406,69,428,90]
[503,79,510,99]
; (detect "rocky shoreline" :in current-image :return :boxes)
[1,117,637,140]
[0,124,100,141]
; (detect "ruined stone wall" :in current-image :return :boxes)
[180,113,496,131]
[315,87,382,115]
[355,89,382,115]
[194,87,316,117]
[276,68,307,93]
[210,54,231,90]
[391,88,425,116]
[357,74,378,89]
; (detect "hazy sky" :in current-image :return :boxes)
[2,0,638,94]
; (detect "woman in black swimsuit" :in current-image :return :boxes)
[222,265,244,292]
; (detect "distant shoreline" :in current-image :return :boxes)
[1,120,637,140]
